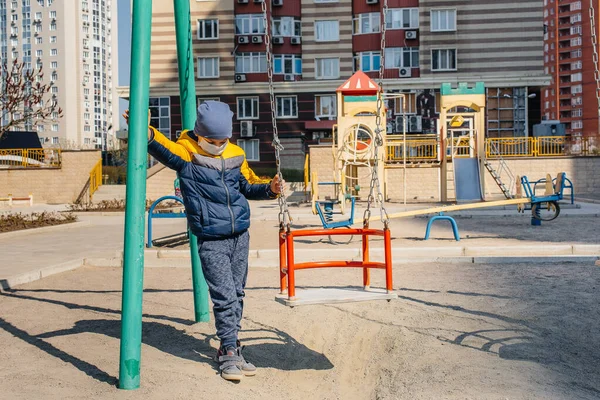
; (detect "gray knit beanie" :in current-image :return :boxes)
[193,100,234,139]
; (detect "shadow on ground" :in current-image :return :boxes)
[0,290,333,387]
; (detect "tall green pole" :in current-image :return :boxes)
[173,0,210,323]
[119,0,152,390]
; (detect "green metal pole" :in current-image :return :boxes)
[118,0,152,390]
[173,0,210,323]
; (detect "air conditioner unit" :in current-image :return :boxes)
[408,115,422,132]
[252,35,263,44]
[272,0,283,5]
[237,35,249,44]
[290,36,301,45]
[284,74,294,81]
[240,121,254,137]
[405,30,417,40]
[366,0,379,4]
[395,116,407,133]
[399,68,411,78]
[272,36,284,44]
[235,73,247,82]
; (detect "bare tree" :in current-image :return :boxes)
[0,58,63,138]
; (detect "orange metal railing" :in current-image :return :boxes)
[279,227,393,299]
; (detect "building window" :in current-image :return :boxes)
[49,11,56,18]
[235,52,267,73]
[431,49,456,71]
[315,58,340,79]
[84,138,91,145]
[274,54,302,75]
[51,48,57,56]
[35,37,42,44]
[197,57,219,78]
[149,97,171,137]
[36,49,43,57]
[315,20,339,41]
[431,9,457,32]
[315,95,336,119]
[571,84,583,94]
[276,96,298,118]
[353,13,380,35]
[570,37,582,47]
[51,86,58,93]
[571,72,582,82]
[273,17,301,37]
[50,23,56,31]
[235,14,265,35]
[52,136,59,143]
[572,120,583,129]
[237,139,260,162]
[571,13,581,23]
[571,25,582,35]
[84,125,91,132]
[384,47,419,68]
[354,51,381,72]
[51,125,58,132]
[572,96,582,106]
[51,61,58,68]
[572,109,582,117]
[385,8,419,29]
[197,19,218,40]
[237,97,259,120]
[198,97,220,106]
[50,36,57,43]
[571,49,582,58]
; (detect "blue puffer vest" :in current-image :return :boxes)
[148,128,274,239]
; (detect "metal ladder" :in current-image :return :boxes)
[484,141,515,199]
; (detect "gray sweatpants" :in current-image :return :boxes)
[197,230,249,349]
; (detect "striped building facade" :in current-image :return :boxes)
[119,0,549,170]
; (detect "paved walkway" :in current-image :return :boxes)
[1,200,599,286]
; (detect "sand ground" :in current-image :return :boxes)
[1,260,599,400]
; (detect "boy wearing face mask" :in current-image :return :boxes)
[129,101,282,381]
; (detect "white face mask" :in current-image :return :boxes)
[199,138,228,156]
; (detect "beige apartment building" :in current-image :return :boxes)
[118,0,548,170]
[0,0,119,149]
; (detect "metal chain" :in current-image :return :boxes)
[262,0,292,229]
[589,4,600,121]
[363,0,390,228]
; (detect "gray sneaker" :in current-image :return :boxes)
[216,347,243,381]
[236,341,257,376]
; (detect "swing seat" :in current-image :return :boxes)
[315,197,356,229]
[276,227,397,307]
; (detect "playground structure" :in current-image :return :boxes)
[120,0,583,391]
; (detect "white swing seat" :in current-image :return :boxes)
[275,287,397,307]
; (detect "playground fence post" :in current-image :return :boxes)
[118,0,153,390]
[173,0,210,322]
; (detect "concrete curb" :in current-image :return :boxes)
[0,259,83,290]
[3,245,598,289]
[0,220,91,241]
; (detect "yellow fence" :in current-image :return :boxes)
[387,138,438,162]
[0,148,62,168]
[384,136,574,162]
[89,158,103,202]
[486,136,566,158]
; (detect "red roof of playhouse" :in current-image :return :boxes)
[336,71,380,95]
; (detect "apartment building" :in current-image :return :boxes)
[0,0,119,149]
[542,0,599,137]
[119,0,548,170]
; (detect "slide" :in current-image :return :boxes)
[453,158,483,202]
